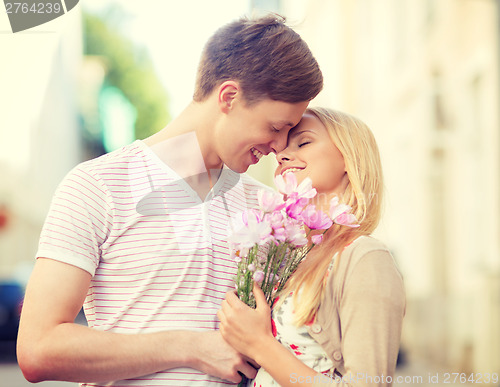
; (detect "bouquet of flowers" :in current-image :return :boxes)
[228,172,359,309]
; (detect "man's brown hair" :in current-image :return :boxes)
[193,15,323,104]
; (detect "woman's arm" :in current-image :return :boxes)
[218,249,405,387]
[17,258,257,384]
[335,249,406,386]
[218,283,330,386]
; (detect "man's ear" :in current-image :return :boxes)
[218,80,240,113]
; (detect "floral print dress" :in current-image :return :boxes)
[249,290,334,386]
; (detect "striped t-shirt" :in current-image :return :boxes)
[37,140,269,386]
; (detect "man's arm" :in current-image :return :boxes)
[17,258,257,384]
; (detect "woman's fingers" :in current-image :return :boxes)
[216,306,226,325]
[218,284,274,362]
[224,289,244,308]
[253,282,270,313]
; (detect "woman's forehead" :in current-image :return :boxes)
[288,114,323,139]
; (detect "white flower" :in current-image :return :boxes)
[229,210,273,249]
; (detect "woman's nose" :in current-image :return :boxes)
[276,149,292,164]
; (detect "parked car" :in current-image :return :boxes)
[0,280,23,341]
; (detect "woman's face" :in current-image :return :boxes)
[275,113,347,199]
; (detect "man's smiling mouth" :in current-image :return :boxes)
[251,147,263,161]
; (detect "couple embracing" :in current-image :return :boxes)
[18,14,405,387]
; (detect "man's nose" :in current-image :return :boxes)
[270,130,289,154]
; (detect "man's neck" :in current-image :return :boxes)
[144,100,222,167]
[142,100,224,200]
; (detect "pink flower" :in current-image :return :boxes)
[262,212,287,242]
[274,172,317,200]
[267,273,279,283]
[273,226,288,242]
[285,221,308,247]
[285,195,309,220]
[275,173,317,221]
[274,172,298,195]
[258,190,285,212]
[300,205,333,230]
[329,197,360,228]
[334,212,360,227]
[265,211,284,230]
[253,270,265,283]
[311,234,324,245]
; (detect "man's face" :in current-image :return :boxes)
[216,98,309,173]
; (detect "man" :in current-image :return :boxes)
[17,15,322,386]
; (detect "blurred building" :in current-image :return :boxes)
[0,5,168,284]
[280,0,500,379]
[0,9,84,283]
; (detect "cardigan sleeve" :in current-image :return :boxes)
[335,248,406,386]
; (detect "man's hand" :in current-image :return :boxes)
[189,330,258,383]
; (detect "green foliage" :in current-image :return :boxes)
[83,10,169,140]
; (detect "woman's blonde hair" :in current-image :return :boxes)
[280,107,384,325]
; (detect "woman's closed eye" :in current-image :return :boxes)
[298,141,311,148]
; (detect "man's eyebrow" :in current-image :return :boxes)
[289,128,315,138]
[275,121,295,128]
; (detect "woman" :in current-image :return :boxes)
[218,107,406,386]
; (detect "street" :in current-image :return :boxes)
[1,363,74,387]
[0,341,73,387]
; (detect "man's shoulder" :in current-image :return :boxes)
[80,140,145,171]
[59,141,147,190]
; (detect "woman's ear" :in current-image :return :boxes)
[218,80,240,113]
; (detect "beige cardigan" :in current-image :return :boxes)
[306,236,406,386]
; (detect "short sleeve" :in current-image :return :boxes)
[36,164,112,276]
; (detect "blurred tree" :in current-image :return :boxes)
[83,9,169,142]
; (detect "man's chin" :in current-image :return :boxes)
[238,164,250,173]
[224,160,249,174]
